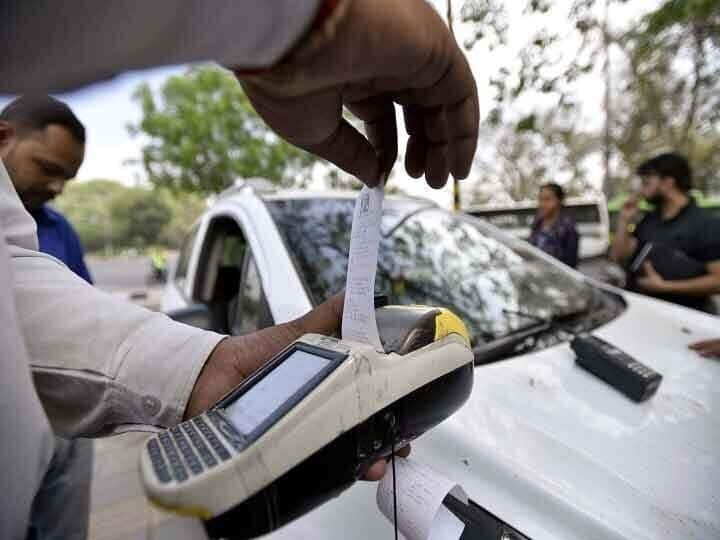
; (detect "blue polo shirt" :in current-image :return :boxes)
[30,205,93,284]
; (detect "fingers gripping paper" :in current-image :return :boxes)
[377,458,467,540]
[341,185,384,350]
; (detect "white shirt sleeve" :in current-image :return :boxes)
[1,1,321,93]
[1,161,225,438]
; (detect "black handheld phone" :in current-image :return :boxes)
[571,334,662,402]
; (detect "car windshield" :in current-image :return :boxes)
[265,197,616,347]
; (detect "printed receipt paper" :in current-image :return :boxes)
[341,185,384,350]
[377,458,467,540]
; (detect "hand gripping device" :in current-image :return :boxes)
[140,305,474,539]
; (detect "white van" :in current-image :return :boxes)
[163,183,719,540]
[466,197,610,261]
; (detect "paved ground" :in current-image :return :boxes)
[86,255,207,540]
[88,255,155,292]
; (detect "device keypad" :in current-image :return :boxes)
[149,416,236,483]
[193,416,232,461]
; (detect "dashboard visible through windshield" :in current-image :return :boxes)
[265,197,623,355]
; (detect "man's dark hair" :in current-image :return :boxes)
[636,153,692,192]
[0,95,85,144]
[541,182,565,203]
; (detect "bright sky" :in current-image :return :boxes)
[0,0,660,208]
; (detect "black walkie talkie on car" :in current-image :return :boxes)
[571,333,662,402]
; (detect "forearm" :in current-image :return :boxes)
[12,246,224,437]
[1,1,321,93]
[660,273,720,297]
[610,219,636,263]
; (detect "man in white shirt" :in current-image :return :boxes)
[1,1,479,538]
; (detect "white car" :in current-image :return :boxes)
[163,181,720,540]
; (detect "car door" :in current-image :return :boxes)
[162,222,201,312]
[188,213,274,335]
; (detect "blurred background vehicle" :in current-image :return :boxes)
[465,196,609,261]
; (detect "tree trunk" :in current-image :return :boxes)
[602,0,613,200]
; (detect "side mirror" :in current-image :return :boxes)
[166,304,214,331]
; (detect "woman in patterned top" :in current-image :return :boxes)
[529,183,580,268]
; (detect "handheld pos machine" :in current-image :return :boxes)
[140,305,474,539]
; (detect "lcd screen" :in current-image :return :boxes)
[224,349,330,436]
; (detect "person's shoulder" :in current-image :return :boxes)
[636,209,659,227]
[694,207,720,234]
[44,206,79,234]
[558,212,577,229]
[689,203,716,221]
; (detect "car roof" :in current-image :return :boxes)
[216,179,438,206]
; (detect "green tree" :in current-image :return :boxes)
[129,66,318,195]
[157,189,207,248]
[54,179,192,253]
[615,0,720,193]
[460,0,720,200]
[53,179,126,253]
[109,189,172,249]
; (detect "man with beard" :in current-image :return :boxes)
[0,95,93,540]
[610,153,720,311]
[1,96,92,282]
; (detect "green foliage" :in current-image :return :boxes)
[53,179,126,253]
[129,66,318,195]
[157,189,207,247]
[460,0,720,200]
[109,189,172,249]
[54,179,206,253]
[620,0,720,192]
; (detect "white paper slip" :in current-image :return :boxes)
[341,184,384,350]
[377,458,467,540]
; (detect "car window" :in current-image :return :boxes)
[265,198,622,352]
[174,224,199,293]
[231,254,274,336]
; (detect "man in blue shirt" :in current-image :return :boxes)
[32,204,93,284]
[1,95,92,540]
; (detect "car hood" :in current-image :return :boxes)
[271,292,720,540]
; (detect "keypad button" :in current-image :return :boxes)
[172,425,204,475]
[182,422,218,468]
[159,432,188,482]
[172,463,189,482]
[147,439,172,483]
[194,416,232,461]
[208,411,246,451]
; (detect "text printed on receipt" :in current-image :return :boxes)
[341,185,384,350]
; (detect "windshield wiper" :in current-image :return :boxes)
[473,320,553,365]
[473,308,585,365]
